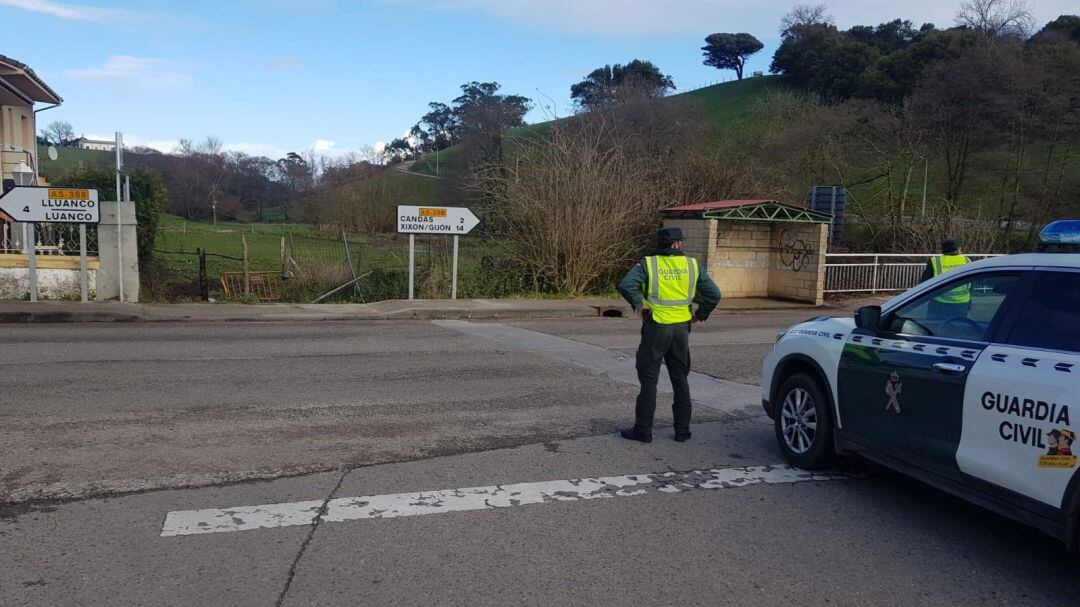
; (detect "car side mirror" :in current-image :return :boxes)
[854,305,882,331]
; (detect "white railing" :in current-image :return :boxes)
[824,253,1003,294]
[1,223,98,255]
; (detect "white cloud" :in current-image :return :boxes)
[223,142,287,158]
[102,135,379,162]
[226,139,371,162]
[388,0,1076,36]
[66,56,193,92]
[0,0,139,22]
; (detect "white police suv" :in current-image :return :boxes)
[761,221,1080,550]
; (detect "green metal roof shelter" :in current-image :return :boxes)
[661,200,832,224]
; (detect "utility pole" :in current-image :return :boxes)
[921,156,929,218]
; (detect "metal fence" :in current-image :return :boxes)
[824,254,1003,294]
[1,222,98,255]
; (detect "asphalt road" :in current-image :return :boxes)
[2,309,1077,605]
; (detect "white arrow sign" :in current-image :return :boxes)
[397,205,480,235]
[0,186,100,224]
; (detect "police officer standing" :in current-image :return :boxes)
[616,227,721,443]
[920,238,972,318]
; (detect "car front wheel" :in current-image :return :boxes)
[774,373,835,470]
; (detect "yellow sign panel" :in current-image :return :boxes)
[419,207,448,218]
[48,189,90,200]
[1037,455,1078,469]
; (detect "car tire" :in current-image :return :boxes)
[774,372,835,470]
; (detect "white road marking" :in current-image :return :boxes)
[432,320,761,414]
[161,464,846,537]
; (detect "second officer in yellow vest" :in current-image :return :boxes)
[919,238,971,318]
[617,227,721,443]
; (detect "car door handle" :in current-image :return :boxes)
[933,362,967,375]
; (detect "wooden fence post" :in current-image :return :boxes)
[198,247,209,302]
[242,235,250,296]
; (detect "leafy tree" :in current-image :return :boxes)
[411,102,458,153]
[772,23,877,98]
[701,33,764,80]
[847,20,930,53]
[409,82,531,163]
[384,137,418,163]
[41,121,75,147]
[570,60,675,110]
[1031,15,1080,45]
[56,165,165,272]
[451,82,532,163]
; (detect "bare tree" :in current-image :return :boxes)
[199,136,224,155]
[955,0,1034,39]
[780,4,833,36]
[41,121,75,147]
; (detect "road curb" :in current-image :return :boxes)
[0,297,842,324]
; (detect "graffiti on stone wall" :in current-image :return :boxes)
[777,229,814,272]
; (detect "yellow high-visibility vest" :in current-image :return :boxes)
[643,255,698,324]
[932,254,971,304]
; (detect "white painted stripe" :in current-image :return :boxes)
[161,465,845,537]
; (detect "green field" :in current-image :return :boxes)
[678,75,793,131]
[153,215,524,302]
[37,146,112,182]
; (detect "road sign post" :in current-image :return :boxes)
[397,205,480,300]
[452,235,459,300]
[0,186,101,302]
[79,223,88,303]
[25,223,37,302]
[408,234,415,300]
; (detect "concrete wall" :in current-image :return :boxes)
[663,217,829,305]
[0,266,97,300]
[96,200,139,302]
[710,221,773,298]
[767,222,828,306]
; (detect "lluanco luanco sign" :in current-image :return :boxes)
[0,186,100,223]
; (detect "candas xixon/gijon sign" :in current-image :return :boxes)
[397,205,480,235]
[0,186,100,224]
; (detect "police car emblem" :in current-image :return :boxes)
[1038,429,1078,469]
[885,372,903,414]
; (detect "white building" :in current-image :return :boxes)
[1,53,62,188]
[74,137,117,152]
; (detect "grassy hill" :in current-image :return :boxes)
[408,76,791,177]
[37,146,112,182]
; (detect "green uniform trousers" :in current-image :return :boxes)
[634,319,692,435]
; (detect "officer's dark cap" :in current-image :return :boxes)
[658,227,684,243]
[941,238,960,254]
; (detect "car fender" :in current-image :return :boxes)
[764,317,853,427]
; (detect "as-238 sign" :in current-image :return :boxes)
[0,186,100,224]
[397,205,479,235]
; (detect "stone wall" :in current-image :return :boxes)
[662,217,828,305]
[709,221,773,298]
[767,222,828,306]
[0,256,98,300]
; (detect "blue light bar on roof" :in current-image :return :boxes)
[1039,220,1080,244]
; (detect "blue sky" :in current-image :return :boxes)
[2,0,1074,160]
